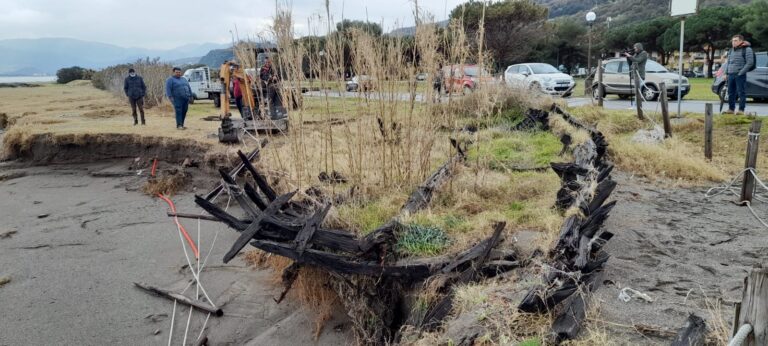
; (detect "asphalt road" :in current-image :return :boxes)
[304,90,768,115]
[567,97,768,115]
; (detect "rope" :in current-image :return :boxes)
[728,324,753,346]
[705,168,768,230]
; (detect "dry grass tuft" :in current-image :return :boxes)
[142,169,189,196]
[610,136,726,184]
[0,113,7,130]
[243,250,340,339]
[1,126,33,159]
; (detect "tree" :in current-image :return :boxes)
[450,0,549,68]
[662,6,745,77]
[56,66,93,84]
[628,17,675,65]
[336,20,383,37]
[547,19,587,73]
[743,0,768,49]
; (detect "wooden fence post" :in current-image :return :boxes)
[660,82,671,138]
[732,268,768,346]
[740,119,762,205]
[597,59,603,107]
[633,69,644,119]
[705,103,713,161]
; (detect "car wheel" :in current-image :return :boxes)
[213,95,221,108]
[591,85,604,100]
[643,84,659,101]
[463,86,473,95]
[618,94,630,100]
[529,82,541,93]
[719,84,728,103]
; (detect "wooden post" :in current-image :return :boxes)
[633,69,644,119]
[739,120,762,205]
[732,268,768,346]
[596,59,603,107]
[705,104,713,161]
[660,82,671,138]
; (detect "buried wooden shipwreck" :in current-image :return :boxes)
[174,104,619,344]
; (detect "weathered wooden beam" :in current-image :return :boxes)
[194,195,361,253]
[705,104,713,161]
[204,143,265,201]
[739,120,762,205]
[167,212,221,223]
[134,282,223,317]
[551,270,604,342]
[294,204,331,255]
[218,168,261,218]
[223,191,297,263]
[243,182,268,210]
[732,268,768,346]
[237,150,277,201]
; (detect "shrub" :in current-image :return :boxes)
[56,66,94,84]
[92,58,173,107]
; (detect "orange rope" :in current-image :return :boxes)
[151,158,158,177]
[158,193,199,258]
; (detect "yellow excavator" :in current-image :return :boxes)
[217,58,289,143]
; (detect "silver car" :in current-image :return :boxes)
[592,58,690,101]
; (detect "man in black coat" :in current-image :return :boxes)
[124,68,147,125]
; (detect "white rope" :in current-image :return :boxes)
[618,287,654,303]
[705,168,768,230]
[728,324,753,346]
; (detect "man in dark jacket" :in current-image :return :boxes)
[724,35,755,115]
[165,67,193,129]
[124,68,147,125]
[623,43,648,80]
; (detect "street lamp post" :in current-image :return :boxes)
[586,11,596,74]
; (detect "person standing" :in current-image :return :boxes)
[724,35,755,115]
[165,67,193,129]
[123,68,146,125]
[623,43,648,80]
[233,77,245,118]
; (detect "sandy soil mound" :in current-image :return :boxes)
[66,79,93,87]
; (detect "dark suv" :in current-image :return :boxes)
[711,51,768,103]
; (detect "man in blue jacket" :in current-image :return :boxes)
[724,35,755,115]
[165,67,193,129]
[124,68,146,125]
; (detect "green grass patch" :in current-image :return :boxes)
[337,198,401,235]
[687,78,719,101]
[469,131,562,170]
[396,224,452,257]
[518,338,542,346]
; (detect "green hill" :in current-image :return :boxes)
[537,0,751,25]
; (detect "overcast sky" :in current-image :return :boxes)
[0,0,465,49]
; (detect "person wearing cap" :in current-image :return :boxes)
[124,68,146,125]
[165,67,193,129]
[623,43,648,80]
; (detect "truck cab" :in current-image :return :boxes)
[183,66,221,101]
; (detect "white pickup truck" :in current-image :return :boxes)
[183,66,225,106]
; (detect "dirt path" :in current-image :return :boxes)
[592,172,768,344]
[0,160,351,345]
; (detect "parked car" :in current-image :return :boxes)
[442,64,497,94]
[592,58,690,101]
[504,63,575,97]
[711,51,768,103]
[346,75,376,92]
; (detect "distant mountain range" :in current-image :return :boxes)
[0,38,228,76]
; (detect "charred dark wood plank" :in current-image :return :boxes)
[167,212,221,223]
[204,143,265,201]
[421,223,506,330]
[249,240,440,280]
[588,179,617,214]
[134,282,223,317]
[294,204,331,255]
[223,191,297,263]
[194,195,361,253]
[237,150,277,201]
[518,281,579,313]
[551,270,604,343]
[194,195,249,230]
[218,168,261,218]
[670,314,707,346]
[243,182,268,210]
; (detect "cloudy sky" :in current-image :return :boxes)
[0,0,465,49]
